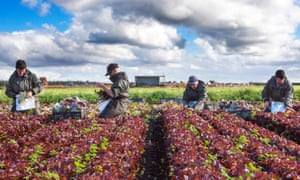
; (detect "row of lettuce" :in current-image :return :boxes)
[163,109,300,179]
[0,103,300,179]
[0,114,146,179]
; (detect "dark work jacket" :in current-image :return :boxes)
[182,80,207,106]
[5,69,43,112]
[99,72,130,118]
[261,76,293,107]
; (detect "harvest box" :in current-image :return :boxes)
[52,108,87,121]
[228,109,251,119]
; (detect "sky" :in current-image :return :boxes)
[1,0,300,83]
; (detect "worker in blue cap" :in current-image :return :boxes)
[262,69,294,112]
[182,75,209,109]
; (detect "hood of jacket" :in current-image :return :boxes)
[12,69,32,79]
[109,72,128,83]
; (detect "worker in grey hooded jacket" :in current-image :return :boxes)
[262,69,294,112]
[96,63,130,118]
[5,59,43,114]
[182,75,209,109]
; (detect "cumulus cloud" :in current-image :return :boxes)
[22,0,51,16]
[40,2,51,16]
[1,0,300,82]
[51,0,100,11]
[22,0,38,8]
[60,0,300,59]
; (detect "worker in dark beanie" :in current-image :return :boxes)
[262,69,294,112]
[5,59,43,114]
[182,75,209,110]
[96,63,130,118]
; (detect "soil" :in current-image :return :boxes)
[136,111,169,180]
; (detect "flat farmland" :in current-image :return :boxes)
[1,85,300,103]
[0,85,300,179]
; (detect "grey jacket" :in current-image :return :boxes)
[262,76,293,107]
[6,69,42,98]
[110,72,129,99]
[99,72,130,118]
[5,69,43,112]
[182,80,207,106]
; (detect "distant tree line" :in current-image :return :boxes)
[0,80,98,88]
[1,80,300,89]
[0,81,6,87]
[47,80,99,86]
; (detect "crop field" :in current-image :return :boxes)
[1,85,300,103]
[0,85,300,179]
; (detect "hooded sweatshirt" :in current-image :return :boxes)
[5,69,43,99]
[261,76,293,107]
[182,80,207,105]
[109,72,129,99]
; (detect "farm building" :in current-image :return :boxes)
[135,75,166,86]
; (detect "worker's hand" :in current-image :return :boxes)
[286,106,295,113]
[25,91,33,98]
[263,101,270,110]
[96,82,106,89]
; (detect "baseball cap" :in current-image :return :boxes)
[105,63,119,76]
[188,75,198,83]
[275,69,286,79]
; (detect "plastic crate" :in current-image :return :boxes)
[52,108,87,121]
[228,109,251,119]
[130,98,146,102]
[160,98,183,104]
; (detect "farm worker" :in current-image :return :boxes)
[5,59,43,114]
[262,69,294,112]
[96,63,130,118]
[182,75,209,110]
